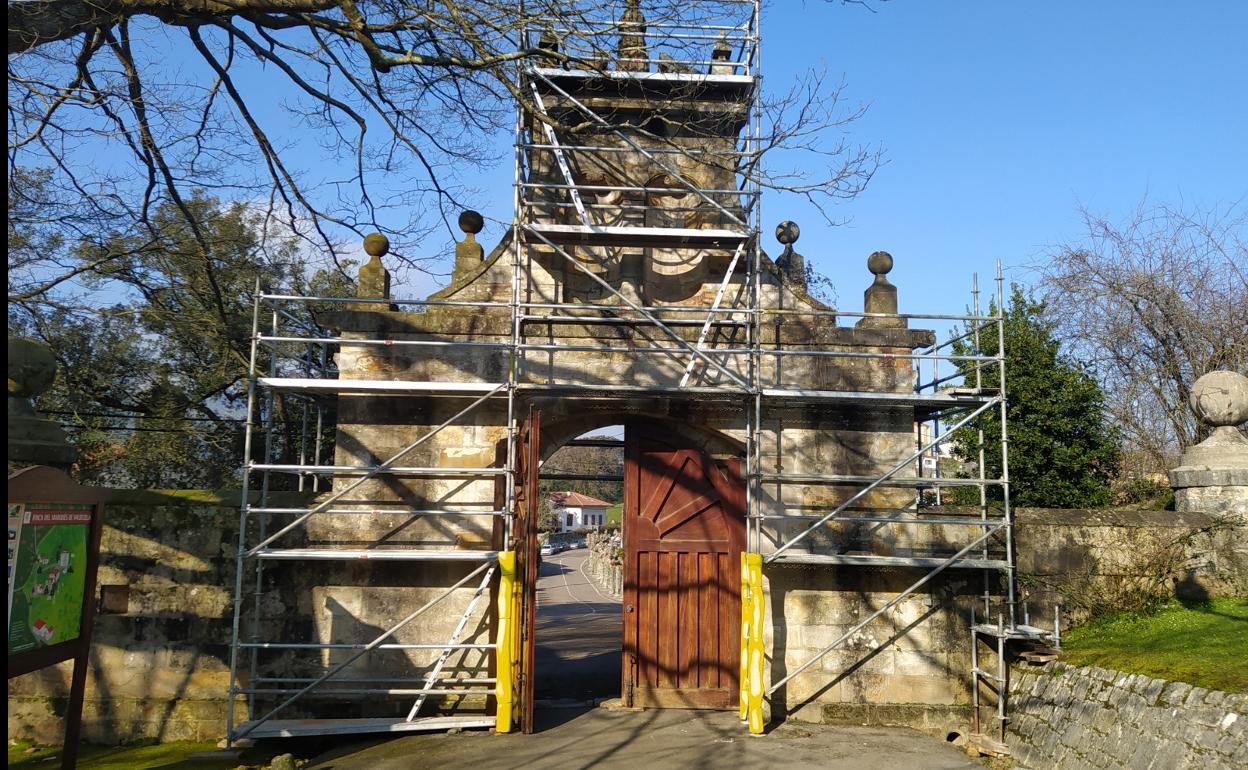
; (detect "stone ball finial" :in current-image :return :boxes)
[363,232,390,258]
[775,220,800,246]
[458,210,485,236]
[8,338,58,399]
[1189,370,1248,428]
[867,251,894,277]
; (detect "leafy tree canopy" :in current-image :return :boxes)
[9,181,354,487]
[951,285,1120,509]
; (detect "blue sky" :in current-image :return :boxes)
[32,1,1242,323]
[403,1,1246,321]
[759,0,1248,317]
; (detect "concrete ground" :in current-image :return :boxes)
[302,551,980,769]
[533,549,622,700]
[303,707,983,770]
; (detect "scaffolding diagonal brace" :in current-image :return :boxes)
[405,565,496,721]
[679,238,747,387]
[766,521,1007,697]
[766,396,1001,562]
[523,223,753,391]
[531,69,749,229]
[233,562,493,741]
[529,83,587,225]
[246,384,506,555]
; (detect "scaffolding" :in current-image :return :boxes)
[226,0,1030,744]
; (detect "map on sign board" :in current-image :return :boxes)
[7,503,93,655]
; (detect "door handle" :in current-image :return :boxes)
[626,604,634,613]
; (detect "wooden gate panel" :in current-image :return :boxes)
[623,424,744,709]
[511,407,540,734]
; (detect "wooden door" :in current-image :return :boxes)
[511,408,541,733]
[622,423,745,709]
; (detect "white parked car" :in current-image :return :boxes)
[539,543,555,557]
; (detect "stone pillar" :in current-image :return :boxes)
[617,0,648,72]
[7,337,77,469]
[357,232,392,300]
[710,33,734,76]
[1169,370,1248,519]
[453,210,486,280]
[773,220,806,289]
[856,251,906,329]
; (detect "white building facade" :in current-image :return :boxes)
[549,491,612,532]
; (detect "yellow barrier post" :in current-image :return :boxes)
[495,551,515,733]
[745,552,765,734]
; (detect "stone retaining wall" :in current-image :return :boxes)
[1008,663,1247,770]
[584,532,622,599]
[1012,508,1245,627]
[7,490,307,745]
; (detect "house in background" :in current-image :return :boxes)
[549,491,612,532]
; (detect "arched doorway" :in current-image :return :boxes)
[527,413,746,721]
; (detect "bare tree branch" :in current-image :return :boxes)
[1039,200,1248,470]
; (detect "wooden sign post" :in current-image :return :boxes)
[8,466,109,770]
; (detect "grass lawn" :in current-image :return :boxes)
[7,738,306,770]
[607,503,622,524]
[1061,596,1248,692]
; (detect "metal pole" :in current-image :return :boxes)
[997,629,1007,741]
[247,385,506,554]
[227,279,263,745]
[234,562,493,740]
[312,345,328,493]
[970,606,980,734]
[245,301,281,720]
[767,522,1007,696]
[996,260,1017,626]
[973,273,991,617]
[749,0,763,554]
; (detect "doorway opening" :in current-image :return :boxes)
[526,416,747,724]
[533,424,625,706]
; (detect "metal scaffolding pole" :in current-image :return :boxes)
[223,0,1021,742]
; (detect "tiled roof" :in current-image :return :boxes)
[548,491,614,508]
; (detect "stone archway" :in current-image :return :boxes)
[532,410,745,711]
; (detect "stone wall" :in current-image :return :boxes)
[7,489,306,745]
[9,488,1244,746]
[770,565,976,732]
[584,531,622,598]
[1012,508,1246,627]
[774,506,1245,734]
[1008,663,1247,769]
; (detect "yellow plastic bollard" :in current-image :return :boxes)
[495,551,515,733]
[745,552,765,734]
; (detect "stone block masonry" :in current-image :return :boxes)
[6,489,309,745]
[1008,662,1246,770]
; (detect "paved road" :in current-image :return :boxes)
[306,708,984,770]
[534,549,622,700]
[301,550,981,770]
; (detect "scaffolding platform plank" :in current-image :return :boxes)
[519,382,748,397]
[972,623,1057,641]
[251,549,498,562]
[258,378,505,395]
[762,388,996,411]
[525,222,748,248]
[251,464,506,477]
[769,553,1009,570]
[532,66,755,88]
[233,716,494,739]
[761,474,1004,487]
